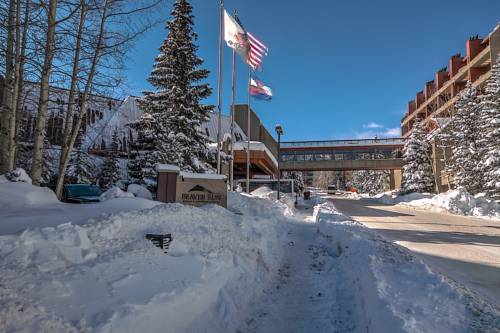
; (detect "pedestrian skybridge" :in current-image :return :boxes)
[279,138,406,171]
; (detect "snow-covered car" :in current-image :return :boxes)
[62,184,103,204]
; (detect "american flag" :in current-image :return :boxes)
[247,32,268,70]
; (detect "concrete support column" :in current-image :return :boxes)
[389,170,396,190]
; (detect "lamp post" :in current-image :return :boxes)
[275,124,283,200]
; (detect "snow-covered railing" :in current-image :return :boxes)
[281,138,406,148]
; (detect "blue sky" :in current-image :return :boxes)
[124,0,500,141]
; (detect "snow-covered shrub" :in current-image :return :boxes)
[4,168,32,184]
[127,184,152,200]
[99,186,135,201]
[66,145,99,184]
[99,131,121,190]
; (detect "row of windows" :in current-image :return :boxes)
[280,150,399,162]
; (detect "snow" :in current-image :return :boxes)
[366,190,433,205]
[1,183,499,332]
[0,181,161,235]
[0,180,59,208]
[233,141,278,167]
[309,201,499,333]
[0,188,288,332]
[400,187,500,219]
[4,167,33,184]
[100,186,136,201]
[179,171,226,180]
[127,184,153,200]
[366,188,500,220]
[156,163,180,172]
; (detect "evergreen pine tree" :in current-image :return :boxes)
[448,82,484,193]
[127,114,161,190]
[17,139,57,186]
[100,131,121,190]
[290,172,304,194]
[401,118,435,193]
[129,0,214,191]
[67,143,98,184]
[351,170,388,195]
[478,54,500,200]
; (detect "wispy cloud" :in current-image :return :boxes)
[383,127,400,136]
[363,122,383,129]
[349,125,401,139]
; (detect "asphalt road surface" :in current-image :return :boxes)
[330,196,500,310]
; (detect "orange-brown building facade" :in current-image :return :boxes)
[401,24,500,137]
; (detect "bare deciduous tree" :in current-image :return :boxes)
[30,0,59,184]
[0,0,16,173]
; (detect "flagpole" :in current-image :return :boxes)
[216,0,224,174]
[246,66,251,193]
[229,47,236,191]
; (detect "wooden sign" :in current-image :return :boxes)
[156,165,227,208]
[176,173,227,208]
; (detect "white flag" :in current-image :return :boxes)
[223,10,249,61]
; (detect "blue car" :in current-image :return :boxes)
[62,184,103,204]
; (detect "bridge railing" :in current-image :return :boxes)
[281,137,406,148]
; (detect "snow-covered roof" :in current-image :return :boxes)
[201,112,247,143]
[109,97,247,145]
[233,141,278,168]
[157,164,181,172]
[179,171,227,180]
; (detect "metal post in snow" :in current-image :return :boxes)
[229,47,236,190]
[246,67,251,193]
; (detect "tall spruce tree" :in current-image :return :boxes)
[401,118,434,193]
[448,82,484,194]
[100,131,121,190]
[129,0,214,191]
[478,54,500,200]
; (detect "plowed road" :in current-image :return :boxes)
[330,197,500,310]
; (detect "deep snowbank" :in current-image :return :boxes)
[0,181,160,234]
[0,179,60,208]
[0,190,288,332]
[365,188,499,220]
[313,201,500,332]
[401,187,500,219]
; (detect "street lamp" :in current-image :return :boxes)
[275,124,283,200]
